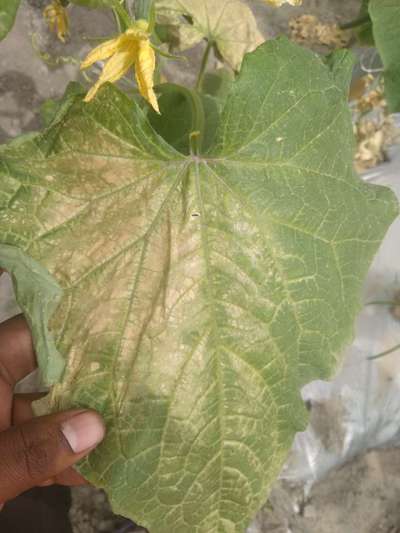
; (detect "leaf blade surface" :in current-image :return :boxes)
[0,39,397,533]
[0,0,21,40]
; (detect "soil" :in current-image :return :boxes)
[3,1,400,533]
[70,486,146,533]
[253,449,400,533]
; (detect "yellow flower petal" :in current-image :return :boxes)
[43,1,69,43]
[83,45,136,102]
[43,5,56,32]
[56,13,68,42]
[82,20,159,111]
[135,39,159,113]
[80,35,125,70]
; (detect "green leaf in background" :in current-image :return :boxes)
[40,99,62,128]
[201,68,235,102]
[356,0,374,46]
[200,69,235,151]
[339,0,374,46]
[147,83,221,154]
[39,83,85,128]
[0,38,397,532]
[147,83,202,154]
[0,0,21,41]
[369,0,400,112]
[156,0,263,70]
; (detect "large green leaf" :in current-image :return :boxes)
[0,0,21,41]
[369,0,400,112]
[0,39,397,532]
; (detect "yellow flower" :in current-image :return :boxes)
[264,0,302,6]
[43,0,69,43]
[80,20,159,113]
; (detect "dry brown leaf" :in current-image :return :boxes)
[352,76,398,173]
[289,15,350,49]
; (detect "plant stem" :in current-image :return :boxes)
[368,342,400,360]
[136,0,154,21]
[112,1,132,30]
[112,8,123,33]
[154,83,205,155]
[366,300,400,306]
[196,41,212,91]
[339,14,371,30]
[185,87,205,155]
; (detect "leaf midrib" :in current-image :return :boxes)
[193,157,226,529]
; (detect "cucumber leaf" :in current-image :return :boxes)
[369,0,400,112]
[0,38,397,532]
[201,69,235,102]
[356,0,374,46]
[155,0,263,70]
[147,84,222,154]
[0,0,21,41]
[147,83,203,154]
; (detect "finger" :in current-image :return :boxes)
[0,409,105,503]
[38,467,89,487]
[0,315,36,386]
[38,467,89,488]
[13,397,90,487]
[0,376,12,431]
[0,317,36,432]
[12,394,42,426]
[38,478,54,487]
[54,467,89,486]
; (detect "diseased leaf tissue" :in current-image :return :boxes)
[0,38,397,532]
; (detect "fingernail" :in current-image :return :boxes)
[61,411,105,454]
[38,479,54,487]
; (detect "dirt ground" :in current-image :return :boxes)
[254,449,400,533]
[3,1,400,533]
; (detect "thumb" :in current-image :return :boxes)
[0,410,105,503]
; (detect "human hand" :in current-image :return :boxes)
[0,283,105,507]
